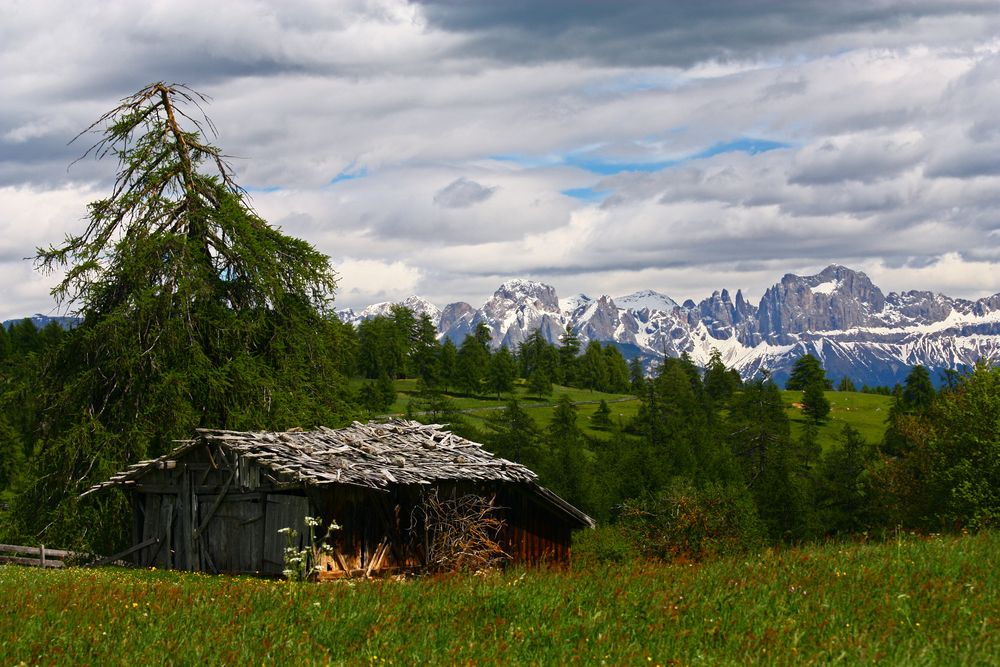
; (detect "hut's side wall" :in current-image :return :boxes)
[497,486,573,565]
[128,445,310,575]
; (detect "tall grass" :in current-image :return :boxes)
[2,531,996,665]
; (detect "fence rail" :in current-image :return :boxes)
[0,543,78,568]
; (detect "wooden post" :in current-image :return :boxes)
[39,545,45,568]
[180,468,193,570]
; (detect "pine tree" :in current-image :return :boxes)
[527,369,553,399]
[0,323,10,362]
[389,305,418,377]
[900,365,935,413]
[456,331,489,396]
[11,83,355,549]
[484,399,541,466]
[579,341,609,391]
[7,319,40,356]
[703,348,738,404]
[486,346,517,399]
[837,376,857,392]
[558,327,581,386]
[817,424,875,533]
[411,313,441,387]
[727,379,809,540]
[357,316,402,379]
[545,395,593,512]
[628,357,645,392]
[801,383,831,423]
[438,338,458,391]
[602,345,631,393]
[786,354,831,390]
[589,399,613,430]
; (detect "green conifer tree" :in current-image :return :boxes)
[786,354,831,390]
[486,346,517,398]
[10,83,355,549]
[801,383,831,423]
[589,399,613,430]
[438,338,458,391]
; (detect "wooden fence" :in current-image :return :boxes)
[0,544,77,568]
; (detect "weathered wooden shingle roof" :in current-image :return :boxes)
[83,420,594,527]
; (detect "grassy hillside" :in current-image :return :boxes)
[380,380,891,446]
[781,389,893,450]
[382,378,641,437]
[3,531,997,664]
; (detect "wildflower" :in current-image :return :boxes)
[304,516,321,527]
[277,527,293,535]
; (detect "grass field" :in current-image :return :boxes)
[2,531,997,665]
[380,379,892,447]
[381,378,641,437]
[780,389,893,450]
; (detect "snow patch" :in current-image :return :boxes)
[561,293,592,314]
[615,289,679,312]
[811,280,839,295]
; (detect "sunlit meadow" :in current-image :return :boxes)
[2,531,997,665]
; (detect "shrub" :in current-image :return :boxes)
[571,524,640,567]
[617,479,766,562]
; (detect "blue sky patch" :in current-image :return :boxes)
[494,137,790,177]
[329,165,368,186]
[561,187,610,202]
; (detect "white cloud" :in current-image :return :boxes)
[1,1,1000,317]
[334,258,424,307]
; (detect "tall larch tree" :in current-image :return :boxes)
[10,83,355,550]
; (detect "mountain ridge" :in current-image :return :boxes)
[339,265,1000,387]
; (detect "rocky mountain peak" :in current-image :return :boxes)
[758,264,886,340]
[492,279,560,313]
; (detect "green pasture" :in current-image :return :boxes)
[383,378,640,437]
[3,531,997,665]
[780,389,893,449]
[353,379,894,446]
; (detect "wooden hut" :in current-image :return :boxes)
[83,420,594,577]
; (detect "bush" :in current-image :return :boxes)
[617,479,766,562]
[572,524,640,567]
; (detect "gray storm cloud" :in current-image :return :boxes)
[433,178,498,208]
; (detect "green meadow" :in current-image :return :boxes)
[382,378,641,437]
[377,379,892,446]
[3,531,997,665]
[781,389,893,450]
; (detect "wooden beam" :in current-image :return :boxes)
[0,544,76,558]
[180,469,194,570]
[192,465,238,540]
[85,537,159,567]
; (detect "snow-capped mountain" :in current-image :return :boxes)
[462,280,570,349]
[344,265,1000,387]
[338,295,441,327]
[614,289,679,312]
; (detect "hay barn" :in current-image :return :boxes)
[83,420,594,577]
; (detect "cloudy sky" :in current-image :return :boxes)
[3,0,1000,318]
